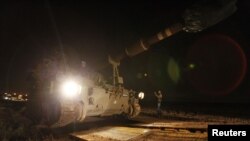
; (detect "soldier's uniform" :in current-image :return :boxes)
[154,91,163,117]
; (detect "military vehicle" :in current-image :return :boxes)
[30,0,237,128]
[40,23,183,128]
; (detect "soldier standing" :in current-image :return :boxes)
[154,90,163,117]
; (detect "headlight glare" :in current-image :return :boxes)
[138,92,144,100]
[61,80,81,98]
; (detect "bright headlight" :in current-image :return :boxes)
[61,80,81,98]
[138,92,144,100]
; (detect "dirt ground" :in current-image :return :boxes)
[1,103,250,141]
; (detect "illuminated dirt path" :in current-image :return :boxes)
[70,115,209,141]
[69,109,250,141]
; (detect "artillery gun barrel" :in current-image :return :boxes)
[111,23,183,63]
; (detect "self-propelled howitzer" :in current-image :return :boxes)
[34,0,237,128]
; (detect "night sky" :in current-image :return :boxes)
[1,0,250,103]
